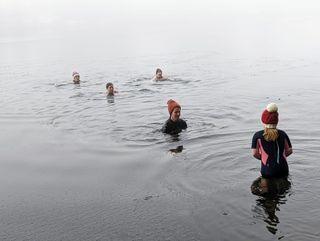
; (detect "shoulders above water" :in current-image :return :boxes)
[161,118,187,134]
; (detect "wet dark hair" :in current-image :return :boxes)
[106,82,113,89]
[156,68,162,74]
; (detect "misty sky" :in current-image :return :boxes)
[1,0,320,37]
[1,0,320,57]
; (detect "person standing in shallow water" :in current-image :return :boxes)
[72,71,80,84]
[162,99,187,134]
[251,103,293,178]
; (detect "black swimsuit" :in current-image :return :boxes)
[161,119,187,134]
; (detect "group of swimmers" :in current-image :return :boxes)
[71,69,293,192]
[72,71,116,96]
[72,68,167,94]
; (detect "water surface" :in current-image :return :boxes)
[1,1,320,240]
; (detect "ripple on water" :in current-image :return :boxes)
[1,47,320,241]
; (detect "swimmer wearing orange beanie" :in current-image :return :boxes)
[161,99,187,134]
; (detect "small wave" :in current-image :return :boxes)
[54,83,70,87]
[134,77,150,82]
[138,88,157,93]
[168,78,193,84]
[69,93,85,98]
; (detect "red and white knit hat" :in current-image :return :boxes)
[261,103,279,128]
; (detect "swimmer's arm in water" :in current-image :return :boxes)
[251,148,261,160]
[151,75,163,81]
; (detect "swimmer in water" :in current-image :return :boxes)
[161,99,187,134]
[72,71,80,84]
[152,68,167,81]
[106,82,114,96]
[251,103,293,178]
[106,82,118,96]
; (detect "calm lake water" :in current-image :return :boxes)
[1,2,320,240]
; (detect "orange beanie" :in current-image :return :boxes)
[167,99,181,115]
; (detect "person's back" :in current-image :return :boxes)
[251,103,292,178]
[252,129,291,177]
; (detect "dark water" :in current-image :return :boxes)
[1,15,320,241]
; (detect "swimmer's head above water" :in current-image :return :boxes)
[72,71,80,84]
[106,82,114,96]
[152,68,166,81]
[167,99,181,122]
[156,68,163,79]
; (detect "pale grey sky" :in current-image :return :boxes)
[1,0,319,36]
[1,0,320,57]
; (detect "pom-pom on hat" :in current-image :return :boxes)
[72,71,80,77]
[167,99,181,115]
[261,103,279,128]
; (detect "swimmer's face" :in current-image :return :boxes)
[73,75,80,84]
[156,71,163,79]
[107,85,114,94]
[170,107,181,122]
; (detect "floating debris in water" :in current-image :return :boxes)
[169,145,183,153]
[144,195,153,200]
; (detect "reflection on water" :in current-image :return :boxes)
[251,177,291,236]
[167,133,181,142]
[1,36,320,241]
[106,95,115,103]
